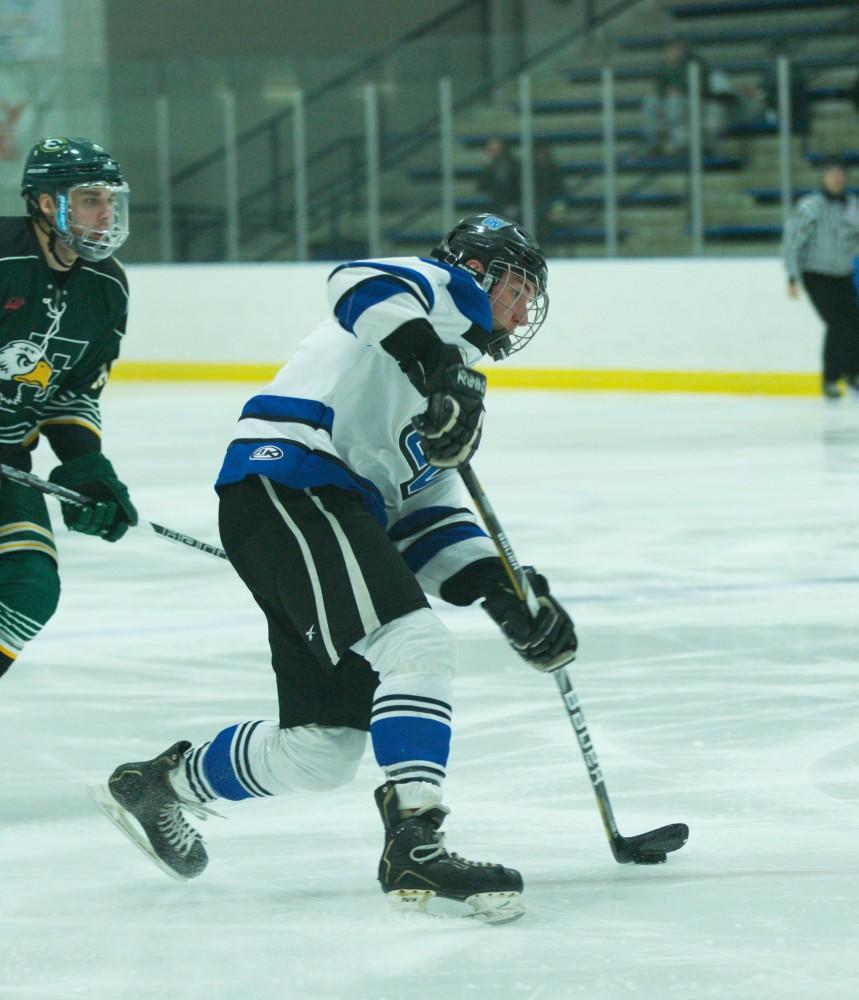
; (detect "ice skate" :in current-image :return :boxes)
[89,740,215,881]
[375,783,524,925]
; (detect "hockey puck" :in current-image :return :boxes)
[631,852,667,865]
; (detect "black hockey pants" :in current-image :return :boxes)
[801,271,859,383]
[217,475,428,731]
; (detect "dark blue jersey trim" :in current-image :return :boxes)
[334,275,428,334]
[388,505,472,542]
[421,257,492,335]
[216,438,387,526]
[239,395,335,434]
[401,521,487,573]
[329,260,435,312]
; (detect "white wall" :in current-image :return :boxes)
[122,258,822,373]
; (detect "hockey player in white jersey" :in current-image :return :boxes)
[90,214,577,923]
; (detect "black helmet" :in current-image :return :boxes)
[21,136,129,261]
[432,213,549,360]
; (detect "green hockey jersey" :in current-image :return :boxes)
[0,216,128,461]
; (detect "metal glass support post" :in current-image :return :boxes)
[292,89,309,261]
[155,94,173,262]
[777,55,793,228]
[518,72,535,236]
[364,82,382,257]
[687,61,704,256]
[222,89,240,261]
[439,77,455,235]
[601,67,618,257]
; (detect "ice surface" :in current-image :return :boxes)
[2,385,859,1000]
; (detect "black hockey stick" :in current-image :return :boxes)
[0,462,228,562]
[459,462,688,865]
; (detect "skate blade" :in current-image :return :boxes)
[385,889,525,925]
[87,783,188,883]
[463,891,525,925]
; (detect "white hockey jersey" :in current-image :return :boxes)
[216,256,499,597]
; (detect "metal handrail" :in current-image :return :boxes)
[169,0,486,189]
[252,0,648,260]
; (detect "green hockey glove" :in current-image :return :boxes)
[49,453,138,542]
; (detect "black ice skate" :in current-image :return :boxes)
[88,741,215,881]
[374,783,524,924]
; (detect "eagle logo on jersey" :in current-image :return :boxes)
[0,341,53,401]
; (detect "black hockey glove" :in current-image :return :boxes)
[49,453,138,543]
[411,363,486,469]
[482,567,577,672]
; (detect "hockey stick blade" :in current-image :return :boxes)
[612,823,689,865]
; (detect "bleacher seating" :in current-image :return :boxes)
[747,186,859,203]
[617,18,852,50]
[521,86,850,118]
[669,0,855,18]
[457,192,685,209]
[408,154,742,183]
[704,224,782,239]
[386,226,628,247]
[383,0,859,258]
[805,150,859,166]
[563,50,859,85]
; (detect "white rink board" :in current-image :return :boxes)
[122,258,825,373]
[2,385,859,1000]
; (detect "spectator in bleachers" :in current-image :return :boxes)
[476,136,520,219]
[726,42,810,143]
[783,157,859,399]
[533,140,566,244]
[641,37,726,156]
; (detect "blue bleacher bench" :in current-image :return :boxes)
[669,0,855,19]
[703,224,782,240]
[409,154,742,182]
[386,226,628,245]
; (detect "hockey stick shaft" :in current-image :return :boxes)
[0,462,228,562]
[458,462,623,846]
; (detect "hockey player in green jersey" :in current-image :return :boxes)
[0,137,138,679]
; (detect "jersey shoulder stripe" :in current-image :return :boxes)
[328,258,436,313]
[422,257,492,333]
[334,274,430,334]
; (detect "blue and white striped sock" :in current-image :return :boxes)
[370,679,452,808]
[174,720,273,803]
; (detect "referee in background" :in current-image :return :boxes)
[783,156,859,399]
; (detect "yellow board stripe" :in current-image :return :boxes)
[482,369,821,396]
[0,541,58,561]
[0,522,54,541]
[109,361,821,397]
[0,641,17,660]
[112,361,281,382]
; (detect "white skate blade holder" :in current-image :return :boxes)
[87,783,189,883]
[386,888,525,925]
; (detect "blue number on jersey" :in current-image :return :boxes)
[399,426,445,500]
